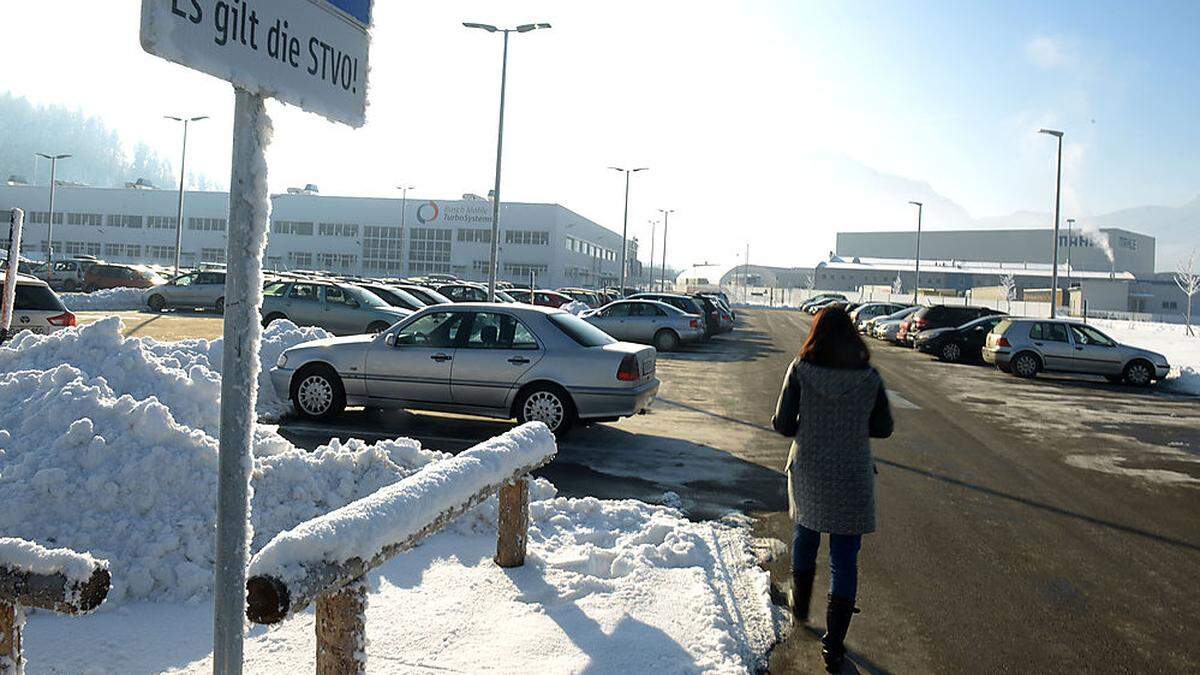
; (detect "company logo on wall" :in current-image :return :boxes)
[416,201,441,225]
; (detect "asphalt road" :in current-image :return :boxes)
[255,307,1198,672]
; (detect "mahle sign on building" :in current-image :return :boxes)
[140,0,371,126]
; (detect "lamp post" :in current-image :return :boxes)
[463,21,551,301]
[647,218,657,292]
[1066,217,1075,298]
[1039,128,1064,317]
[658,208,674,291]
[609,166,648,297]
[908,201,923,304]
[165,115,208,275]
[35,153,71,283]
[397,184,414,277]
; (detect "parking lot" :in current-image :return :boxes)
[76,305,1200,672]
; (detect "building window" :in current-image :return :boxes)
[288,251,313,268]
[271,220,312,235]
[146,245,177,261]
[458,228,492,243]
[472,260,494,274]
[1163,301,1178,310]
[408,227,452,274]
[316,252,357,271]
[505,230,549,245]
[200,247,227,263]
[188,217,227,231]
[147,216,178,229]
[67,213,103,226]
[107,214,144,228]
[266,256,283,270]
[103,243,143,259]
[27,211,63,225]
[63,241,101,257]
[362,225,403,272]
[318,222,359,237]
[503,263,548,277]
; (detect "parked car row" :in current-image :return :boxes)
[842,299,1172,387]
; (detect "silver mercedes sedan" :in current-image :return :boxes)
[269,303,660,435]
[581,300,705,351]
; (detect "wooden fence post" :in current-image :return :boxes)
[0,602,19,675]
[315,579,367,675]
[495,477,530,568]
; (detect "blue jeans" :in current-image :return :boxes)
[792,523,862,601]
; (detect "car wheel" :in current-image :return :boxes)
[1122,360,1154,387]
[1011,352,1041,379]
[653,329,680,352]
[367,321,391,334]
[290,365,346,421]
[147,294,166,312]
[214,297,224,313]
[939,342,962,362]
[262,312,288,328]
[516,384,575,436]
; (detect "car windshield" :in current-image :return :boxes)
[549,313,616,347]
[345,285,388,308]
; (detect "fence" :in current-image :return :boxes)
[244,423,557,674]
[0,539,110,674]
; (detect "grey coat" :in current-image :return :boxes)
[772,360,893,535]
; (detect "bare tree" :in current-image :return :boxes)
[805,272,815,291]
[891,273,903,296]
[1176,249,1199,336]
[1000,273,1017,311]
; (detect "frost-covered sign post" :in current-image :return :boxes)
[1,210,24,345]
[139,2,373,673]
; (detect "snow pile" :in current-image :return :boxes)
[251,423,556,582]
[60,287,150,311]
[560,301,592,316]
[0,537,107,584]
[1092,319,1200,395]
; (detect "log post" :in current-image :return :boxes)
[315,578,367,675]
[0,602,19,675]
[495,477,530,568]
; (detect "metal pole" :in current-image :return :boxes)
[745,242,750,303]
[46,159,58,282]
[174,120,190,275]
[1066,217,1074,301]
[213,87,272,675]
[31,155,39,187]
[618,170,630,297]
[1050,136,1063,318]
[399,186,410,278]
[659,209,672,292]
[648,219,656,293]
[913,202,923,304]
[486,31,511,302]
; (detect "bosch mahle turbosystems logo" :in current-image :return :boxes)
[416,201,440,224]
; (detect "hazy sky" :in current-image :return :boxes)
[2,1,1197,268]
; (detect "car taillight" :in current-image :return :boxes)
[617,354,640,382]
[47,312,76,327]
[689,319,700,328]
[997,336,1011,347]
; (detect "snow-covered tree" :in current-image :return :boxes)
[805,273,815,291]
[1000,273,1017,312]
[891,273,903,295]
[1176,249,1199,336]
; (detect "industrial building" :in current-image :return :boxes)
[0,182,643,289]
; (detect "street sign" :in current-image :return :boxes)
[140,0,372,127]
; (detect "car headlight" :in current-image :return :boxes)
[276,352,288,368]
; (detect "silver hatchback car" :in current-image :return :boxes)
[983,318,1170,386]
[269,303,660,435]
[260,279,412,335]
[582,300,704,351]
[146,270,227,312]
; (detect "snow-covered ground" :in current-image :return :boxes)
[1091,319,1200,395]
[0,319,781,673]
[60,287,149,311]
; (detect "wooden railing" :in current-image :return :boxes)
[245,422,557,674]
[0,539,110,674]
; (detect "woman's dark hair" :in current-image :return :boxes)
[798,306,871,369]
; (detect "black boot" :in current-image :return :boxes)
[790,568,815,624]
[821,594,859,673]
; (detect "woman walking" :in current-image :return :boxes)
[772,305,893,673]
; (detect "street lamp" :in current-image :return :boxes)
[463,21,551,301]
[908,201,923,304]
[609,166,648,297]
[658,208,674,291]
[1066,217,1075,296]
[397,184,414,277]
[647,218,658,292]
[1039,127,1064,317]
[165,115,208,275]
[35,153,71,283]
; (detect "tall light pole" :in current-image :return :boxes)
[1039,128,1064,317]
[31,154,40,186]
[463,21,551,301]
[647,219,657,292]
[165,115,208,275]
[36,153,71,283]
[908,201,923,304]
[1066,217,1075,297]
[658,208,674,291]
[609,166,648,297]
[397,184,414,277]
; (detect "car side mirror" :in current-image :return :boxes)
[384,333,396,347]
